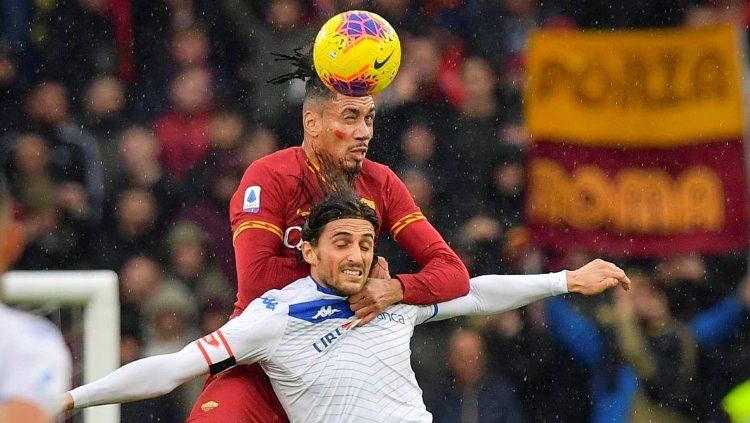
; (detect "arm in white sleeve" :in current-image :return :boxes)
[420,271,568,323]
[69,342,207,409]
[70,295,287,409]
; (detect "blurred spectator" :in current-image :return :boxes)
[109,126,184,235]
[487,145,526,229]
[447,56,503,217]
[22,80,105,224]
[481,305,591,421]
[185,108,246,199]
[118,254,196,422]
[457,215,504,275]
[429,328,524,423]
[166,221,233,311]
[178,154,244,282]
[43,0,118,97]
[221,0,315,124]
[93,187,162,270]
[154,66,214,181]
[240,126,280,167]
[81,75,129,190]
[610,272,697,421]
[544,268,750,423]
[172,25,211,70]
[0,45,25,134]
[0,132,90,269]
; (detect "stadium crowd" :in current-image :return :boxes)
[1,0,750,421]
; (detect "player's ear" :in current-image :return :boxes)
[301,241,318,266]
[302,109,322,137]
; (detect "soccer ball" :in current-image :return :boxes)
[313,10,401,97]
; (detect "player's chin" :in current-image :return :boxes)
[335,279,366,296]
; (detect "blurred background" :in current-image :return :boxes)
[2,0,750,422]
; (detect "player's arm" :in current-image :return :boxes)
[419,259,630,323]
[65,299,284,410]
[231,161,308,310]
[385,169,469,304]
[351,169,470,323]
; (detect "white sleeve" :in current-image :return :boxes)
[419,271,568,323]
[0,318,71,417]
[71,298,286,410]
[70,342,207,409]
[195,298,287,371]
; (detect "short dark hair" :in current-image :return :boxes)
[302,191,379,246]
[304,76,336,104]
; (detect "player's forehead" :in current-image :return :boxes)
[329,94,375,114]
[322,218,375,239]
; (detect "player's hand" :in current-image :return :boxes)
[566,259,631,295]
[61,392,74,411]
[369,256,391,280]
[349,277,403,325]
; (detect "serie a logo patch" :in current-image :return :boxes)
[243,186,261,213]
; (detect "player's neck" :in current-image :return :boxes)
[301,140,320,169]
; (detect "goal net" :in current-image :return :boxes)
[2,270,120,423]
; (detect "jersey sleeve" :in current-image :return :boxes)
[381,168,470,305]
[230,160,286,240]
[424,272,568,323]
[230,160,309,313]
[194,296,287,374]
[0,319,71,417]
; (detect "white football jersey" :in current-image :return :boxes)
[0,304,72,417]
[195,276,438,423]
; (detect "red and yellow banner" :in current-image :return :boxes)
[524,25,748,257]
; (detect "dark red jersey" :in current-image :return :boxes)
[229,146,469,316]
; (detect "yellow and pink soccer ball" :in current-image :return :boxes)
[312,10,401,97]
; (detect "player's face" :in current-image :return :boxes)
[303,218,375,296]
[318,95,375,172]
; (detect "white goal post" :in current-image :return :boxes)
[2,270,120,423]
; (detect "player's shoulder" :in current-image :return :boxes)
[361,158,398,181]
[0,304,68,356]
[245,146,304,176]
[246,276,320,313]
[249,277,354,324]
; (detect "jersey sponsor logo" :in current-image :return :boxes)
[243,186,261,213]
[312,305,341,320]
[288,299,354,323]
[283,226,303,249]
[313,327,343,353]
[201,401,219,412]
[377,311,406,325]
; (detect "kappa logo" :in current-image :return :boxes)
[262,297,278,310]
[200,400,219,412]
[243,186,261,213]
[312,305,341,320]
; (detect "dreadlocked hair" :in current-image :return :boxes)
[267,47,336,102]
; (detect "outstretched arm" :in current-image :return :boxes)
[65,343,207,410]
[64,297,285,411]
[421,259,630,323]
